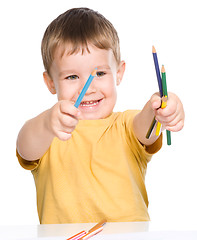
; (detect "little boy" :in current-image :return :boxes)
[16,8,184,224]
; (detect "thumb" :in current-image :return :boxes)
[150,93,161,110]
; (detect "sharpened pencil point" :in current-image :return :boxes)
[152,45,156,53]
[91,68,97,76]
[161,65,165,73]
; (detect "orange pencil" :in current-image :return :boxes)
[79,226,104,240]
[66,219,106,240]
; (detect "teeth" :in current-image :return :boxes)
[80,100,99,106]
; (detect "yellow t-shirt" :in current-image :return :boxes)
[17,110,162,224]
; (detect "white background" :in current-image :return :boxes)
[0,0,196,230]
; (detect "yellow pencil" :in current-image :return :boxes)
[155,96,168,136]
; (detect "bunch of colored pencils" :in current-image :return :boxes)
[67,220,106,240]
[146,46,171,145]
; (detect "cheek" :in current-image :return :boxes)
[56,82,78,101]
[103,78,117,98]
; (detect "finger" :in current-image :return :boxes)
[166,119,184,132]
[150,93,161,110]
[156,100,184,124]
[155,110,177,124]
[157,93,183,118]
[58,114,79,135]
[158,99,178,117]
[56,131,72,141]
[59,100,81,118]
[159,112,183,130]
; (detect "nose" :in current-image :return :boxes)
[78,75,96,96]
[84,81,96,95]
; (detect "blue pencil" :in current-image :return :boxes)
[146,46,163,139]
[74,68,97,108]
[152,46,163,97]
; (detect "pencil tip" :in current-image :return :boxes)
[91,68,97,76]
[161,65,165,72]
[152,45,156,53]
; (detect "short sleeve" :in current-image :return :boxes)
[123,110,162,158]
[144,133,162,154]
[16,149,40,171]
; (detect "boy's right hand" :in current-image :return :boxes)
[46,100,81,141]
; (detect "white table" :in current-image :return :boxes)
[0,222,196,240]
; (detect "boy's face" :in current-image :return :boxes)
[44,44,125,120]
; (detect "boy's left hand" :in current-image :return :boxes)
[150,92,185,132]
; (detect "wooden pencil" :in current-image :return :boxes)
[88,219,106,233]
[146,117,157,139]
[152,46,163,97]
[146,46,163,139]
[155,96,168,136]
[74,68,97,108]
[161,65,171,145]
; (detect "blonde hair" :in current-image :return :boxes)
[41,8,120,75]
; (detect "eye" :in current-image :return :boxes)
[96,71,106,77]
[66,75,79,80]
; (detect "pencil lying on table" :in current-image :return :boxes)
[66,220,106,240]
[67,230,87,240]
[88,219,106,233]
[79,225,104,240]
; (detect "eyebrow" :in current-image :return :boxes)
[58,70,78,78]
[96,65,111,70]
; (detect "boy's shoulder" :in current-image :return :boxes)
[112,109,140,122]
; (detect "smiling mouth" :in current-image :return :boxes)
[80,99,101,107]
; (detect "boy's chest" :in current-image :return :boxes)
[49,125,140,181]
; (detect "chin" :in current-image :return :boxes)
[80,113,101,120]
[80,111,112,120]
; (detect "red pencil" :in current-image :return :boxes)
[67,230,87,240]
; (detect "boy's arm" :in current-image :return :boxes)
[17,100,80,161]
[133,92,184,146]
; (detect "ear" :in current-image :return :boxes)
[116,60,125,86]
[43,71,56,94]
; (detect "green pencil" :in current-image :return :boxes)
[146,117,157,139]
[161,65,171,145]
